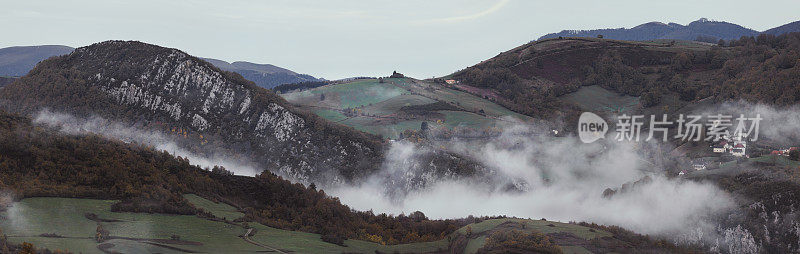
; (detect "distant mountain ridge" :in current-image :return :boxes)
[0,45,74,76]
[0,77,16,87]
[0,45,319,89]
[763,20,800,36]
[539,18,798,42]
[203,58,321,89]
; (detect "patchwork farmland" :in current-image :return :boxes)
[281,78,532,139]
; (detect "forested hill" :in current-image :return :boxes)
[0,40,384,184]
[450,32,800,120]
[764,20,800,36]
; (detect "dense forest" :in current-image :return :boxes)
[272,80,330,93]
[0,110,468,245]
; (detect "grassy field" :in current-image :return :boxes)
[183,194,244,221]
[749,154,800,167]
[455,218,610,240]
[1,197,614,253]
[441,111,499,129]
[685,155,800,179]
[713,154,800,171]
[0,197,451,253]
[361,94,437,116]
[0,197,262,253]
[388,78,528,119]
[283,79,408,109]
[248,224,449,254]
[455,218,610,254]
[282,78,531,139]
[313,108,349,122]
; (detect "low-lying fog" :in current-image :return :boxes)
[331,101,800,249]
[30,101,800,250]
[329,124,734,237]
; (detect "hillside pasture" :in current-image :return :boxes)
[283,79,408,109]
[389,78,530,120]
[361,94,436,116]
[313,108,349,122]
[183,194,244,221]
[281,77,530,139]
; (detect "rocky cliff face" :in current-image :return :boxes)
[0,41,384,185]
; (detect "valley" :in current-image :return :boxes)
[1,6,800,253]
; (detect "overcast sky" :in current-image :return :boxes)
[2,0,799,79]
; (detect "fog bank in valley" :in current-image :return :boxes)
[331,122,735,241]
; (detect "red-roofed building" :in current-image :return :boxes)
[732,143,746,157]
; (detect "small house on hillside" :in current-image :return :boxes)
[445,79,457,85]
[780,147,798,156]
[709,136,748,157]
[732,143,746,157]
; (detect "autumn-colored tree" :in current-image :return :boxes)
[95,224,109,242]
[19,242,35,254]
[477,230,562,254]
[0,228,8,254]
[790,150,800,161]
